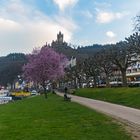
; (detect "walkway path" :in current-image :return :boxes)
[56,91,140,125]
[56,91,140,139]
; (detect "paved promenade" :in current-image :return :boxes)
[56,91,140,125]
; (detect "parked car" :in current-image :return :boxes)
[31,90,38,96]
[10,95,22,100]
[0,90,10,97]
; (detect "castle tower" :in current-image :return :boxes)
[51,31,67,49]
[57,31,63,43]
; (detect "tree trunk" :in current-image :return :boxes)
[42,84,47,99]
[106,74,110,87]
[121,70,127,87]
[10,83,13,90]
[74,77,78,89]
[44,88,47,99]
[78,77,82,88]
[93,76,97,88]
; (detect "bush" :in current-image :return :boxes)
[68,89,76,94]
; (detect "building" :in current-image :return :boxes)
[51,31,68,48]
[51,31,76,58]
[126,61,140,85]
[109,54,140,86]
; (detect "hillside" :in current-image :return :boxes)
[0,53,27,86]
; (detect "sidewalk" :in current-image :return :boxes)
[56,91,140,125]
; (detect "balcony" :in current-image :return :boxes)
[126,71,140,77]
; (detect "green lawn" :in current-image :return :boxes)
[0,94,131,140]
[75,88,140,109]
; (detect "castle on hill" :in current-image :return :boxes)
[51,31,68,48]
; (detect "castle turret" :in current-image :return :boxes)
[57,31,63,43]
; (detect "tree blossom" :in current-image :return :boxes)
[23,46,68,96]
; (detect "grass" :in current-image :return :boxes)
[75,88,140,109]
[0,94,132,140]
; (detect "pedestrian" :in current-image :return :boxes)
[64,86,68,94]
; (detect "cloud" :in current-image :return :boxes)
[0,18,21,31]
[82,10,93,19]
[6,2,27,15]
[97,12,114,23]
[94,2,111,9]
[55,16,77,31]
[106,31,116,38]
[53,0,78,11]
[0,0,77,55]
[96,10,129,23]
[0,18,74,55]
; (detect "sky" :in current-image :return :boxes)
[0,0,140,56]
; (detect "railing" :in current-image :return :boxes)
[126,71,140,76]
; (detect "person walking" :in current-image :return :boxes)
[64,86,71,101]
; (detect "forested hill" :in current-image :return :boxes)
[77,44,103,55]
[0,53,27,72]
[0,53,27,86]
[52,44,77,58]
[52,44,104,59]
[5,53,27,61]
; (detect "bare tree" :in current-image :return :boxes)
[83,56,100,87]
[125,32,140,54]
[64,60,84,89]
[109,41,137,87]
[97,46,113,87]
[134,14,140,32]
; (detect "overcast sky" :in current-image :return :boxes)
[0,0,140,56]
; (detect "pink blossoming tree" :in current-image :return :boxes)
[23,46,68,98]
